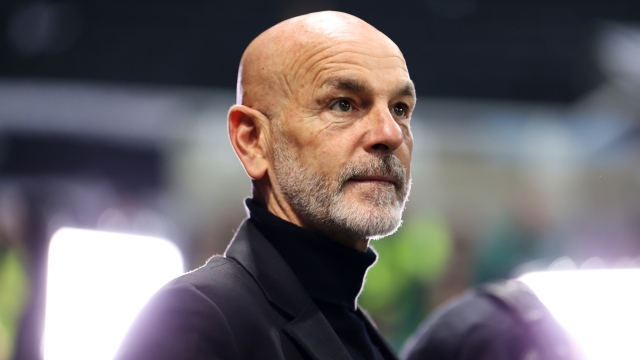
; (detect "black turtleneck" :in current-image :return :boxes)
[246,199,386,360]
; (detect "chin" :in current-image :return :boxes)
[366,207,405,240]
[329,179,411,240]
[327,199,406,241]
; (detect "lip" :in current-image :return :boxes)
[349,175,397,185]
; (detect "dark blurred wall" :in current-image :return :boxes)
[2,0,640,102]
[0,132,162,194]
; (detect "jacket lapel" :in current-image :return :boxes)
[357,308,399,360]
[225,220,352,360]
[283,301,352,360]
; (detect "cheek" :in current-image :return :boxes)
[318,136,356,162]
[401,145,413,169]
[392,143,413,179]
[297,141,350,177]
[402,133,413,162]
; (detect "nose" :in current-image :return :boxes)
[363,105,405,153]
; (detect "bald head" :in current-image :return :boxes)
[236,11,406,117]
[228,11,415,248]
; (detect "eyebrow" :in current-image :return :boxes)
[322,77,369,93]
[322,76,416,100]
[397,81,417,99]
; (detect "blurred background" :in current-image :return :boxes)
[1,0,640,358]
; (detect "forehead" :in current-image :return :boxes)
[289,35,411,94]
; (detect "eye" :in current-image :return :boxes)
[330,99,352,112]
[391,103,408,118]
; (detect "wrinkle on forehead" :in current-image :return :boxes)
[305,50,409,94]
[237,11,407,116]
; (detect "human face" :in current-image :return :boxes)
[269,33,416,245]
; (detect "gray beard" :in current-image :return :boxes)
[271,124,411,241]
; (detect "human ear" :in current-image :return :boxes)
[228,105,270,180]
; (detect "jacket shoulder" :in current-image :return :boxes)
[169,256,238,286]
[167,256,259,300]
[116,256,266,360]
[114,274,240,360]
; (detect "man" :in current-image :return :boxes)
[400,281,578,360]
[115,10,416,360]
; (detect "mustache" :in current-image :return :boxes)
[338,154,407,189]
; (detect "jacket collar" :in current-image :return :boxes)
[224,219,353,360]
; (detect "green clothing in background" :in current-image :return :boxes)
[0,248,30,360]
[359,216,452,350]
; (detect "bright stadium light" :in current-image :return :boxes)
[519,269,640,360]
[43,228,184,360]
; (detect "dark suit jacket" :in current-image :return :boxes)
[115,219,397,360]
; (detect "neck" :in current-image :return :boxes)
[254,186,369,252]
[327,233,370,252]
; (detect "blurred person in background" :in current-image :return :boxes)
[400,280,581,360]
[116,10,415,360]
[0,187,30,360]
[399,182,577,360]
[474,180,565,283]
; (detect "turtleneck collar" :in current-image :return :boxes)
[245,198,377,310]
